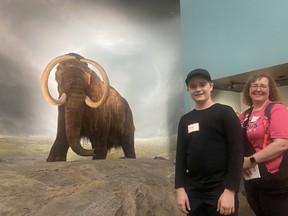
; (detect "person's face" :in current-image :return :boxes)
[187,76,213,104]
[249,77,270,104]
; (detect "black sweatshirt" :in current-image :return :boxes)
[175,103,243,192]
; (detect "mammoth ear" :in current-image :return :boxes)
[84,68,92,85]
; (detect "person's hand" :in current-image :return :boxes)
[242,168,252,176]
[217,189,235,215]
[242,156,255,176]
[243,156,253,169]
[176,188,190,214]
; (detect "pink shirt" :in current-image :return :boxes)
[240,101,288,173]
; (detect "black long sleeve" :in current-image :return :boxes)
[175,103,243,192]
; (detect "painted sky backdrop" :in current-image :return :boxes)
[0,0,183,138]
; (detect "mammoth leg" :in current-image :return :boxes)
[90,136,108,159]
[47,106,69,162]
[121,135,136,158]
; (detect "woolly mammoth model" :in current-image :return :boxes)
[41,53,136,161]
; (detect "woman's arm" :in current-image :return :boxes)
[243,138,288,169]
[244,104,288,169]
[254,138,288,163]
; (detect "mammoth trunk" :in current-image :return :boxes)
[64,99,94,156]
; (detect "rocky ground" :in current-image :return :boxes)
[0,137,255,216]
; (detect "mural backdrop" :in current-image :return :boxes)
[0,0,183,143]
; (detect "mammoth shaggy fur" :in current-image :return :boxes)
[42,53,136,161]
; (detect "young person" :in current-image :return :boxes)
[175,69,243,216]
[239,74,288,216]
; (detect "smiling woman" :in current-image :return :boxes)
[242,74,282,108]
[240,73,288,216]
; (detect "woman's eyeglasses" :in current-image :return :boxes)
[250,84,269,90]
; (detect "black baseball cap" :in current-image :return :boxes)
[185,69,212,85]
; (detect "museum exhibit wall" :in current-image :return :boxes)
[0,1,181,141]
[0,1,184,160]
[1,0,287,159]
[180,0,288,112]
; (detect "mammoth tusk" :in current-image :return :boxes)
[81,59,110,108]
[41,55,75,105]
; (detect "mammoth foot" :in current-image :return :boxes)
[46,154,67,162]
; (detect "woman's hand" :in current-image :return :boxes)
[242,156,255,176]
[176,188,190,214]
[217,189,235,215]
[243,156,253,169]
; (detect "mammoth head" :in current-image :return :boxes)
[41,54,110,108]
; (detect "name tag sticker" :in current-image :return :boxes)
[251,116,260,122]
[188,123,199,133]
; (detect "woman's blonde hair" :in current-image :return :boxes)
[242,73,282,106]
